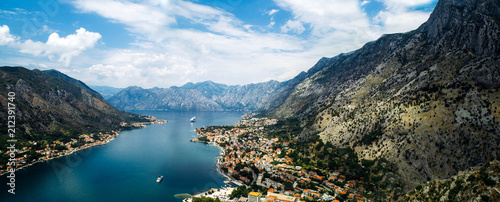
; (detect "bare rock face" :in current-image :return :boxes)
[402,161,500,201]
[262,0,500,190]
[421,0,500,56]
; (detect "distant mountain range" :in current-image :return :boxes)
[90,85,123,100]
[262,0,499,192]
[107,80,284,111]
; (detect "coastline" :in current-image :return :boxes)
[0,137,114,176]
[1,119,166,177]
[184,187,235,202]
[192,131,243,188]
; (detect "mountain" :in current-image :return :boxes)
[108,80,283,111]
[0,67,149,146]
[402,161,499,201]
[90,85,124,99]
[262,0,500,190]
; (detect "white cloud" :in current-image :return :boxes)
[273,0,369,36]
[14,0,436,88]
[383,0,434,8]
[64,0,316,87]
[374,0,434,34]
[0,25,101,66]
[360,1,370,6]
[374,10,430,33]
[267,9,279,15]
[72,0,174,39]
[0,25,17,46]
[18,28,101,66]
[281,20,306,34]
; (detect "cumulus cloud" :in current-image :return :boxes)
[72,0,174,38]
[273,0,369,36]
[0,25,17,46]
[281,20,306,34]
[64,0,314,87]
[0,25,101,66]
[373,10,430,33]
[18,28,101,66]
[374,0,434,34]
[19,0,436,88]
[383,0,434,8]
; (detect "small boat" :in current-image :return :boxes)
[157,176,163,183]
[190,117,196,122]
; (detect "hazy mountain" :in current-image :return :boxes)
[0,67,150,145]
[262,0,499,190]
[108,80,284,111]
[90,85,124,99]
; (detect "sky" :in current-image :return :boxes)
[0,0,438,88]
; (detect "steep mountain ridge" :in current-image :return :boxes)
[262,0,500,190]
[402,161,499,201]
[0,66,148,143]
[109,80,283,111]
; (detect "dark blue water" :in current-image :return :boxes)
[1,111,243,201]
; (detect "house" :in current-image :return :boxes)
[265,193,298,202]
[248,192,261,202]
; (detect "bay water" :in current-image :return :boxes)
[1,111,243,201]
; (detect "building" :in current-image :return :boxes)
[248,192,261,202]
[265,193,298,202]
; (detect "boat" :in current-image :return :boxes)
[190,117,196,122]
[156,176,163,183]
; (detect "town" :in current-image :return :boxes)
[191,117,376,202]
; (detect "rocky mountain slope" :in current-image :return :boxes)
[263,0,500,190]
[0,67,149,145]
[402,161,499,201]
[109,80,283,111]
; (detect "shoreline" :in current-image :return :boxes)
[0,138,113,176]
[1,119,166,177]
[192,131,243,188]
[185,187,235,202]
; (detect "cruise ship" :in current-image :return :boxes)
[156,176,163,183]
[190,117,196,122]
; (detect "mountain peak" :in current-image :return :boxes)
[420,0,500,55]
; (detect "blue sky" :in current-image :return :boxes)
[0,0,437,88]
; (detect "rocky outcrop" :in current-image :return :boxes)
[262,0,500,190]
[109,80,283,111]
[402,161,500,201]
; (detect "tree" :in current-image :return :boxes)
[229,186,250,199]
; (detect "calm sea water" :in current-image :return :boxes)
[1,111,244,201]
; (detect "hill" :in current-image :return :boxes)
[0,67,151,165]
[403,161,499,201]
